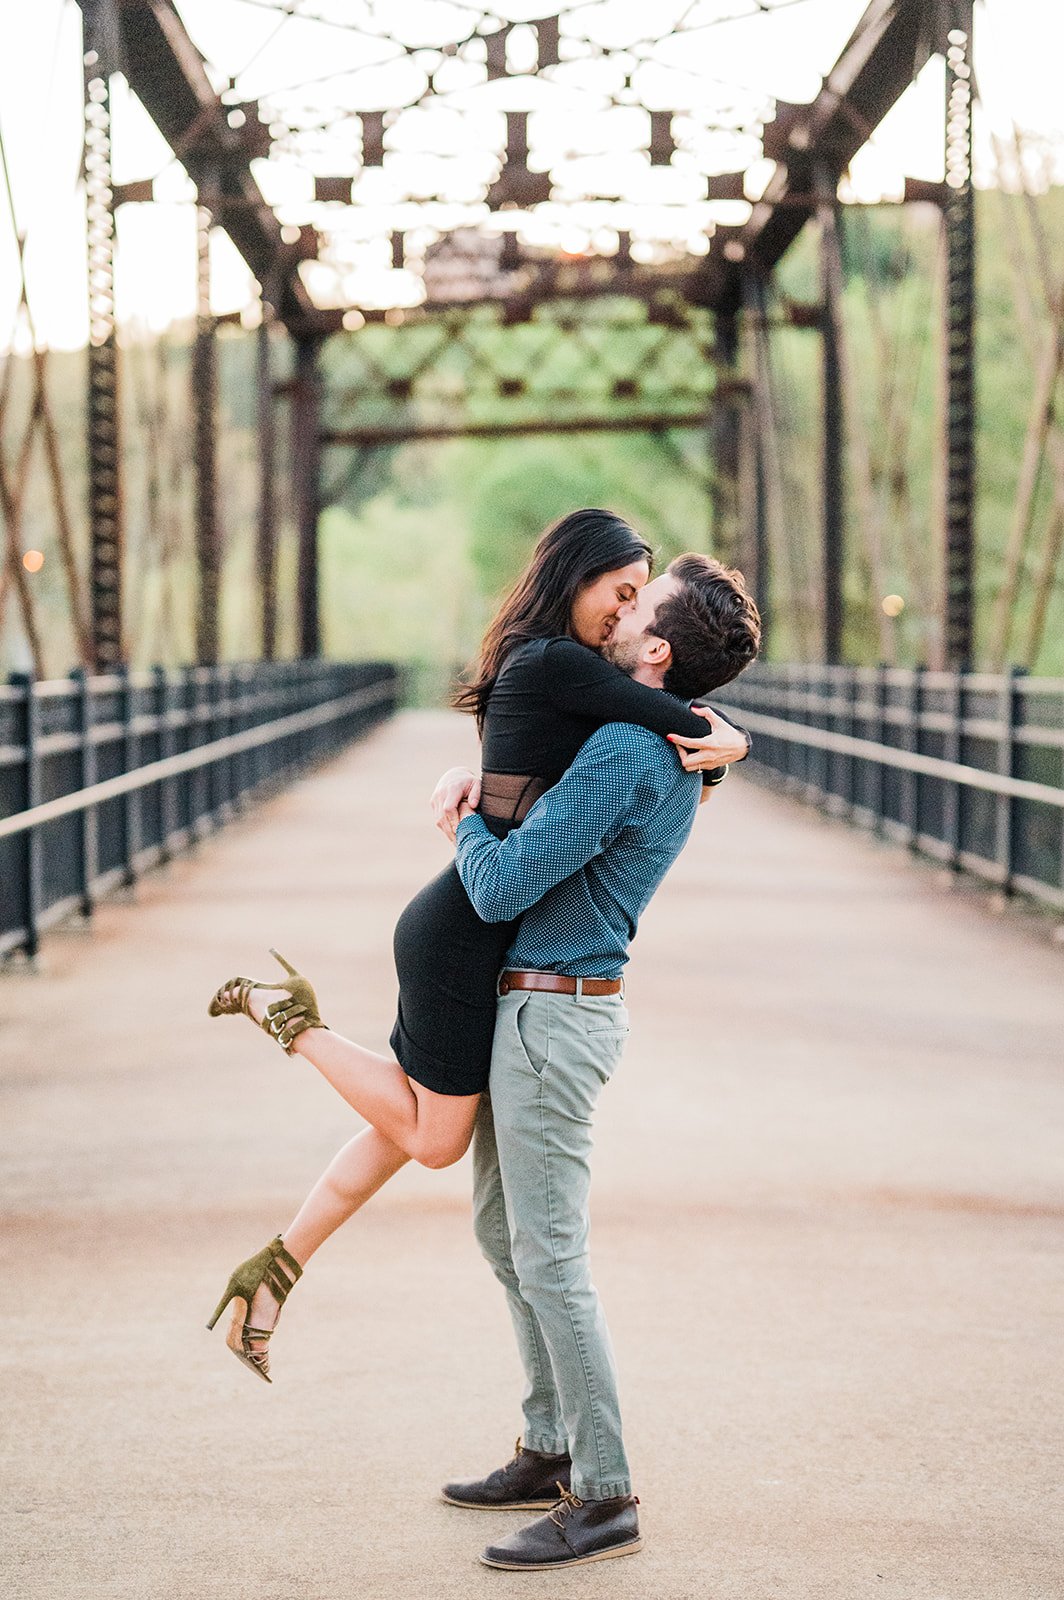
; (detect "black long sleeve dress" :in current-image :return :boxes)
[389,637,734,1096]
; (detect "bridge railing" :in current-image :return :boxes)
[0,659,401,959]
[719,664,1064,914]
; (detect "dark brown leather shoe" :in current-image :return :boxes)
[441,1438,572,1510]
[479,1489,642,1569]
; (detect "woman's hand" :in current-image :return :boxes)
[431,766,481,843]
[666,705,750,773]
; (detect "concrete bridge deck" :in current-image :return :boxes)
[3,710,1062,1600]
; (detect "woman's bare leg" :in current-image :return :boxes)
[247,1126,409,1334]
[291,1026,480,1168]
[234,985,480,1169]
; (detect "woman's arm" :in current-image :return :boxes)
[541,637,749,772]
[430,766,481,842]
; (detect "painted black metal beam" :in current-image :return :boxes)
[709,312,742,566]
[293,340,323,658]
[818,168,845,664]
[257,313,278,662]
[942,0,975,669]
[82,0,125,670]
[321,413,709,449]
[192,170,220,665]
[692,0,934,315]
[74,0,325,335]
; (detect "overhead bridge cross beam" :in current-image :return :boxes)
[322,413,711,449]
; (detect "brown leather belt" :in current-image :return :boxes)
[498,969,623,997]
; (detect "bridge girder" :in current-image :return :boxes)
[691,0,936,315]
[73,0,328,337]
[64,0,970,674]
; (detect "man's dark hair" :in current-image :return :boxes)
[650,554,761,698]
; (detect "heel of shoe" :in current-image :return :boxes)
[206,1236,302,1382]
[206,1282,238,1331]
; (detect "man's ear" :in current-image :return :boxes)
[643,634,671,670]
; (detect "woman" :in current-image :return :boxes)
[207,509,753,1380]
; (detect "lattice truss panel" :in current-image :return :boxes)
[175,0,825,315]
[321,295,717,443]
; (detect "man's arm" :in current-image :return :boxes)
[454,731,655,923]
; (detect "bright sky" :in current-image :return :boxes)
[0,0,1059,350]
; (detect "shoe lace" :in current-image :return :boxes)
[547,1486,584,1528]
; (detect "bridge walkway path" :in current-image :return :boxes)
[3,710,1062,1599]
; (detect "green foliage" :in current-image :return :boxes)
[5,191,1064,685]
[454,436,707,603]
[318,430,712,702]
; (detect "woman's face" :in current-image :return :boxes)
[569,559,650,649]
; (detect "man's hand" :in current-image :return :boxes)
[666,705,749,773]
[431,765,481,843]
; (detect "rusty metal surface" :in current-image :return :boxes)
[943,1,976,670]
[84,0,125,671]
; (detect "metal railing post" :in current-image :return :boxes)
[843,670,858,818]
[155,665,176,862]
[11,673,41,958]
[71,667,98,917]
[187,666,203,841]
[943,671,964,873]
[231,665,245,810]
[119,665,138,887]
[872,663,888,836]
[906,666,924,852]
[208,666,221,823]
[217,666,230,820]
[996,667,1023,897]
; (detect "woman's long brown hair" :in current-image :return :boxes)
[454,509,652,733]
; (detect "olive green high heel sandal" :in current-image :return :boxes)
[206,1234,303,1384]
[207,948,327,1054]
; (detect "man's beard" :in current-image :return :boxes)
[601,633,643,676]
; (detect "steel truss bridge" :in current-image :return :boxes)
[50,0,977,674]
[5,0,1064,948]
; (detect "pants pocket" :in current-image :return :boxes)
[582,1005,629,1083]
[513,993,550,1078]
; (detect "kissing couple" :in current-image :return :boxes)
[208,507,761,1570]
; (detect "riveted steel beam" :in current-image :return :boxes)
[818,168,845,664]
[293,339,323,658]
[73,0,325,336]
[82,0,124,670]
[709,312,742,567]
[693,0,933,315]
[257,306,278,662]
[192,165,220,665]
[942,0,975,669]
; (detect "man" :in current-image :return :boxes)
[442,554,761,1570]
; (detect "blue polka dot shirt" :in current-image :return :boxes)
[455,721,702,978]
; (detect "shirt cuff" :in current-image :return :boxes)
[456,813,487,842]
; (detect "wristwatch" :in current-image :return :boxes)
[703,764,729,787]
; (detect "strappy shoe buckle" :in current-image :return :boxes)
[207,949,327,1052]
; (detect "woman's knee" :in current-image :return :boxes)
[413,1129,473,1170]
